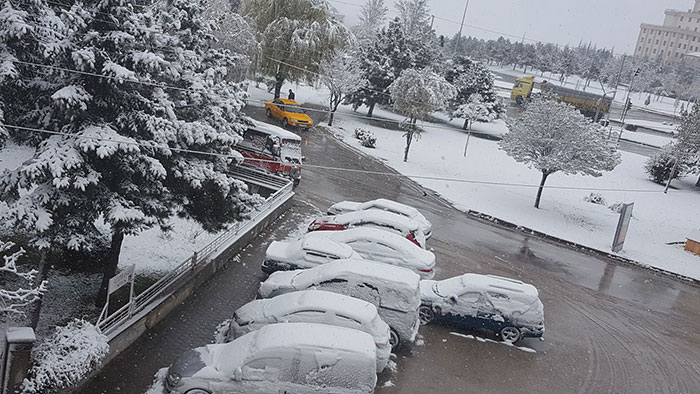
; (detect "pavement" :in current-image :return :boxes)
[76,106,700,394]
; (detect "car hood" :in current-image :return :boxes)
[259,270,298,297]
[419,280,440,301]
[169,348,208,379]
[265,241,297,262]
[286,112,313,122]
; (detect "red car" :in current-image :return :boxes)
[236,122,302,185]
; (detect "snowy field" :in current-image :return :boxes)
[257,81,700,281]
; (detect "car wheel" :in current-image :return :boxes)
[282,118,289,128]
[418,306,435,325]
[389,328,400,348]
[186,389,211,394]
[515,96,524,105]
[266,108,272,118]
[499,326,521,343]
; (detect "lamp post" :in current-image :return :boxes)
[618,67,641,143]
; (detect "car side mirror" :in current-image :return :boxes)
[448,295,458,304]
[234,367,242,381]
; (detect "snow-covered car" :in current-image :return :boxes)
[258,259,421,347]
[226,290,391,372]
[419,274,545,343]
[303,228,436,279]
[261,236,361,274]
[308,209,427,248]
[165,323,377,394]
[327,198,433,238]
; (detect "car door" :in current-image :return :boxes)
[304,251,338,267]
[344,239,376,260]
[476,292,507,332]
[370,241,406,267]
[281,310,328,325]
[210,357,285,394]
[445,291,481,327]
[272,99,284,119]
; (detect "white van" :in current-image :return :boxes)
[258,259,422,347]
[165,323,377,394]
[226,290,391,372]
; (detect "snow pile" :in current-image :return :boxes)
[21,319,109,394]
[212,319,231,344]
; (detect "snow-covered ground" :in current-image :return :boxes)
[295,93,700,281]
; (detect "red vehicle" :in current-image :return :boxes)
[237,122,302,185]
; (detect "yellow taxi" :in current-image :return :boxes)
[264,98,314,129]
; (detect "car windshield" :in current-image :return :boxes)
[434,276,465,297]
[284,105,305,114]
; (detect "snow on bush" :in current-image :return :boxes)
[583,192,606,205]
[354,127,376,148]
[644,143,691,184]
[21,319,108,394]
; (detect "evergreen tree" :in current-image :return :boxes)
[0,0,261,302]
[500,97,620,208]
[240,0,353,98]
[444,56,503,122]
[344,17,430,117]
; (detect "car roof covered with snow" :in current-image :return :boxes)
[256,290,379,323]
[301,236,356,257]
[329,209,422,231]
[453,274,539,300]
[306,228,435,263]
[251,120,301,141]
[292,259,420,290]
[208,323,376,375]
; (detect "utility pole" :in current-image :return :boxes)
[430,15,435,29]
[618,66,641,143]
[453,0,470,54]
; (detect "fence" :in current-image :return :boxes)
[96,166,294,338]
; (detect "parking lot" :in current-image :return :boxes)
[77,109,700,394]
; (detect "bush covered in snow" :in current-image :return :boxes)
[644,143,690,184]
[21,319,108,394]
[354,128,376,148]
[583,193,606,205]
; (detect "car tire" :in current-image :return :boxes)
[389,328,400,348]
[282,118,289,128]
[418,306,435,325]
[499,326,521,343]
[186,389,211,394]
[515,96,524,105]
[266,108,272,118]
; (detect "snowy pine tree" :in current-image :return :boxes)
[240,0,354,98]
[389,68,455,161]
[0,0,261,303]
[500,97,620,208]
[444,56,504,123]
[344,17,431,117]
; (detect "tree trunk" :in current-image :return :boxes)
[696,173,700,187]
[328,111,335,126]
[273,74,284,99]
[534,172,550,209]
[367,101,376,118]
[463,118,469,130]
[404,130,412,162]
[96,231,125,307]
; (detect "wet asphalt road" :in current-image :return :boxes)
[78,107,700,394]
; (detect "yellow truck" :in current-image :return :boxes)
[511,76,612,121]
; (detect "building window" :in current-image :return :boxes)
[694,37,697,41]
[681,16,685,21]
[653,49,657,54]
[690,17,693,23]
[656,39,660,44]
[684,44,687,49]
[663,41,667,45]
[679,43,682,48]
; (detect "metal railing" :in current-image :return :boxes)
[96,166,294,338]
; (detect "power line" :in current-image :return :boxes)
[1,122,689,195]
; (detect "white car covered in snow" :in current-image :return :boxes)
[225,290,391,372]
[261,236,361,274]
[258,259,421,347]
[419,274,545,343]
[308,209,427,248]
[303,228,436,279]
[327,198,433,238]
[165,323,377,394]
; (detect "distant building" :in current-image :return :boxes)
[634,0,700,65]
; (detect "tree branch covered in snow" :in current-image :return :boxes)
[500,97,621,208]
[319,52,361,126]
[21,319,108,394]
[0,240,46,320]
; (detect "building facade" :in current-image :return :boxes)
[634,0,700,64]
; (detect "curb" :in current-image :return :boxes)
[319,124,700,287]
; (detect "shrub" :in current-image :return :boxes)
[354,127,376,148]
[644,143,690,184]
[22,320,109,393]
[584,193,606,205]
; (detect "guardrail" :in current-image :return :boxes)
[96,166,294,338]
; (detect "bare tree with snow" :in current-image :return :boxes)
[319,52,362,126]
[500,97,621,208]
[0,241,46,322]
[354,0,388,43]
[240,0,354,98]
[389,69,455,162]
